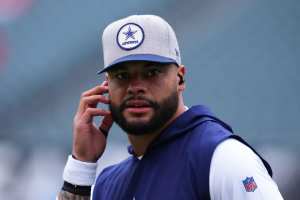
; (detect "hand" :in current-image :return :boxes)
[72,81,113,162]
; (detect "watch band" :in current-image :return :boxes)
[62,181,91,196]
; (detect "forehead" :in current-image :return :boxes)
[107,61,176,73]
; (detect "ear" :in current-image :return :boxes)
[177,65,186,91]
[104,73,109,89]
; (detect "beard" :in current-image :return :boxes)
[109,89,179,136]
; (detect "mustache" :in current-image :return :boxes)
[119,96,159,111]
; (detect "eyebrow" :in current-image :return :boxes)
[108,62,173,74]
[144,62,171,68]
[107,64,127,74]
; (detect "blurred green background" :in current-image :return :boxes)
[0,0,299,199]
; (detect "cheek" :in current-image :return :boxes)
[148,76,169,88]
[108,86,126,105]
[149,79,177,99]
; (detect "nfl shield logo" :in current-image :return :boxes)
[243,177,257,192]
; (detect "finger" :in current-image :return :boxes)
[81,81,108,97]
[81,108,111,123]
[99,114,113,137]
[77,95,110,115]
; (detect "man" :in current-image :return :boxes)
[57,15,283,199]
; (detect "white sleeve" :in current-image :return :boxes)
[63,155,97,186]
[209,139,284,200]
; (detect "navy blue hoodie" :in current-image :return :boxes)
[92,105,272,200]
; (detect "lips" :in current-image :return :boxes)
[125,99,151,108]
[123,99,153,114]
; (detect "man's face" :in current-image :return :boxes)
[107,61,180,135]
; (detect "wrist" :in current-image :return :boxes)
[72,151,99,163]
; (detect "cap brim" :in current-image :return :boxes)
[97,54,178,74]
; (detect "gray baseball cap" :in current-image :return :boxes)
[98,15,181,73]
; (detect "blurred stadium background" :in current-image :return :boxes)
[0,0,299,199]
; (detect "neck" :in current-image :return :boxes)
[127,102,186,156]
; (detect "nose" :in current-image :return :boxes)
[127,75,147,95]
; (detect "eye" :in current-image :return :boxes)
[145,68,162,77]
[114,71,129,80]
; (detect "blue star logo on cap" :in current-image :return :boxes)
[117,23,144,51]
[123,26,137,40]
